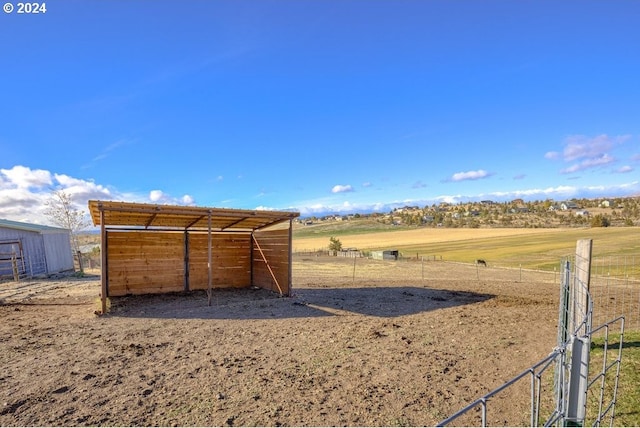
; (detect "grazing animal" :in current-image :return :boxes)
[475,259,487,267]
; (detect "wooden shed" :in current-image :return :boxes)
[88,200,300,312]
[0,219,74,279]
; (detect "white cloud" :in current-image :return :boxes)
[149,190,165,201]
[562,134,629,161]
[181,194,195,205]
[561,154,615,174]
[616,165,633,173]
[0,165,52,189]
[450,170,491,182]
[547,134,635,174]
[331,184,354,193]
[293,180,640,217]
[0,165,197,225]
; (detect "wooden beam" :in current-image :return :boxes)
[144,210,160,229]
[100,207,108,314]
[207,211,212,306]
[252,234,283,295]
[184,231,190,292]
[288,218,293,296]
[185,215,205,229]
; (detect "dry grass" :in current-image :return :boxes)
[294,227,640,271]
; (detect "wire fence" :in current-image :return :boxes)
[292,248,637,426]
[292,252,640,331]
[438,241,630,426]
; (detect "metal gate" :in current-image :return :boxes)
[439,240,626,427]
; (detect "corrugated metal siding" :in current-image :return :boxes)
[43,233,74,273]
[0,226,72,276]
[0,228,46,276]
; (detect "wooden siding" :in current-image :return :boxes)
[253,228,291,295]
[106,230,257,296]
[107,231,184,296]
[187,232,252,290]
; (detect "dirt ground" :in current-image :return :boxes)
[0,258,559,427]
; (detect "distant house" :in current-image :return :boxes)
[337,248,362,258]
[0,219,74,279]
[600,200,611,208]
[561,201,579,211]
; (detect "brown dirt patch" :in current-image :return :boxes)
[0,260,558,426]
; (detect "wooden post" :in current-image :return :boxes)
[288,219,293,295]
[183,231,190,292]
[100,206,107,314]
[352,256,356,285]
[573,239,593,335]
[207,211,212,306]
[565,239,593,427]
[11,252,19,281]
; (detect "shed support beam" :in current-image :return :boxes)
[184,231,190,292]
[207,211,213,306]
[100,207,107,314]
[252,234,283,296]
[288,219,293,294]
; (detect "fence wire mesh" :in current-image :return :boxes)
[292,248,636,427]
[439,245,629,427]
[292,252,639,331]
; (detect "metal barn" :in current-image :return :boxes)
[371,249,400,260]
[0,219,74,279]
[88,200,300,312]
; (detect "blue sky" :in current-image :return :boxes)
[1,1,639,224]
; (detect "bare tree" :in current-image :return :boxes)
[44,190,92,271]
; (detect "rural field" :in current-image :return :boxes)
[1,227,638,426]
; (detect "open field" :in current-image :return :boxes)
[294,226,640,271]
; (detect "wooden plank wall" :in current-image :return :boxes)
[107,231,184,296]
[187,232,252,290]
[106,230,254,297]
[252,228,291,295]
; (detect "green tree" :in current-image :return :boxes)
[328,236,343,253]
[590,214,611,227]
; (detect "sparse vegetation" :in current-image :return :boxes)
[297,196,640,230]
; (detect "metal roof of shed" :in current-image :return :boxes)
[88,200,299,231]
[0,218,70,234]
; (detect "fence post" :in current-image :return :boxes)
[11,252,19,281]
[565,239,593,427]
[76,250,84,273]
[352,256,357,285]
[566,336,591,426]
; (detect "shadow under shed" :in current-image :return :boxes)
[107,285,494,320]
